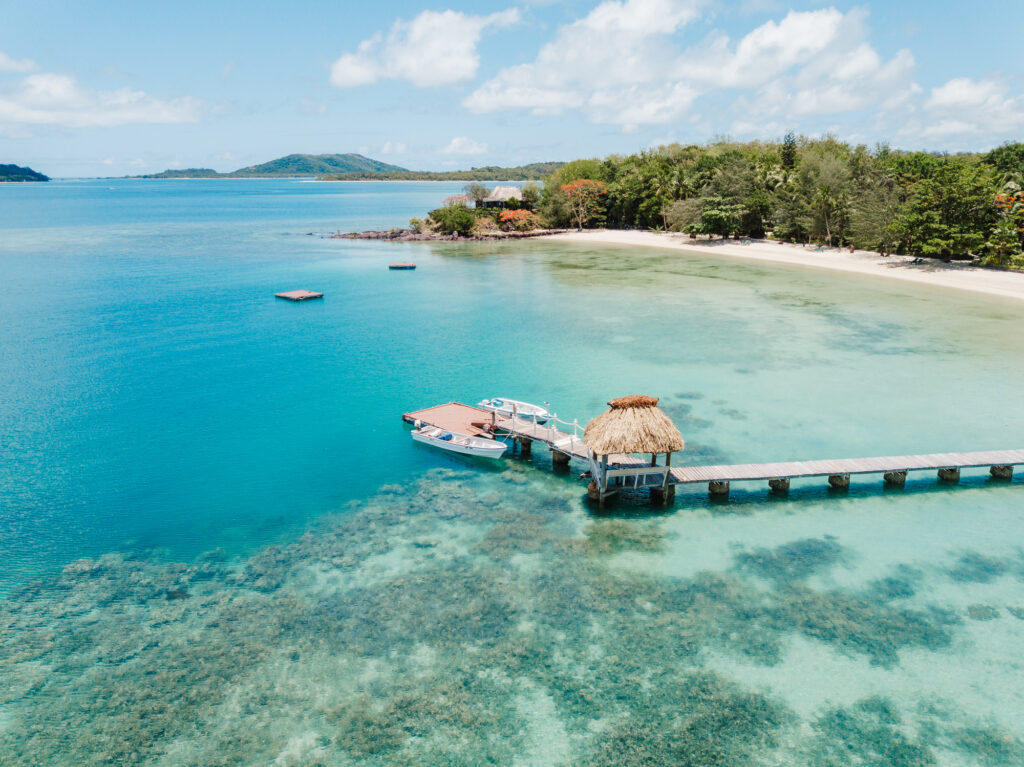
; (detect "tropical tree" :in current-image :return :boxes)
[463,183,489,206]
[781,131,798,170]
[561,179,608,230]
[428,202,476,236]
[891,161,998,259]
[520,182,542,211]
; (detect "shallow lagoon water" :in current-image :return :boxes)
[1,180,1024,764]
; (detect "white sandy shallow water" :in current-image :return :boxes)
[549,230,1024,302]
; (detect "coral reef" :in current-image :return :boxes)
[0,470,1018,764]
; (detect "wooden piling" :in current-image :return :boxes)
[883,471,907,488]
[991,465,1014,480]
[650,485,675,506]
[828,474,850,490]
[938,467,960,483]
[709,480,730,499]
[768,477,790,494]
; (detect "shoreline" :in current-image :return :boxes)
[547,230,1024,302]
[333,227,568,242]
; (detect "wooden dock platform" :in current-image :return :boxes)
[402,402,493,436]
[402,401,1022,503]
[275,290,323,301]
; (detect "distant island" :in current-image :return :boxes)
[320,162,565,181]
[138,153,564,181]
[139,153,405,179]
[0,164,49,182]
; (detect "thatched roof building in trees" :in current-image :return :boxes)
[480,185,523,208]
[584,395,684,505]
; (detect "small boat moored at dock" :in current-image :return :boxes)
[411,425,507,459]
[478,398,552,424]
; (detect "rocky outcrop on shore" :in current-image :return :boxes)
[327,228,566,242]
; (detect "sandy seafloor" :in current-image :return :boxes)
[2,180,1024,766]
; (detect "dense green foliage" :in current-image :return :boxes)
[323,161,565,181]
[538,139,1024,266]
[426,203,478,236]
[0,163,49,182]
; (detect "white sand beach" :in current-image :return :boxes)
[550,230,1024,302]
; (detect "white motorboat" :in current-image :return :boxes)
[477,398,552,424]
[411,426,508,459]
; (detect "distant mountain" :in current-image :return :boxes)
[0,163,49,182]
[141,168,221,179]
[231,153,407,177]
[321,161,566,181]
[140,153,407,179]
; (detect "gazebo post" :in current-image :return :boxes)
[652,452,675,506]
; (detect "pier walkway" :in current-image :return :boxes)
[403,402,1022,501]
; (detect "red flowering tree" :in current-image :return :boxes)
[560,179,607,230]
[498,209,540,232]
[990,190,1024,261]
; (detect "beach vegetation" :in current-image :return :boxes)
[524,137,1024,264]
[426,200,477,236]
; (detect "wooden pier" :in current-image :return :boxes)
[403,401,1021,504]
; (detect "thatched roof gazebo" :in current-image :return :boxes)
[584,395,683,505]
[480,185,523,208]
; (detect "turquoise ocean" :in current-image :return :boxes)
[2,179,1024,765]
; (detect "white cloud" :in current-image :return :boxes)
[0,51,37,73]
[380,141,407,154]
[466,0,706,126]
[926,77,1005,111]
[441,136,487,155]
[467,3,918,132]
[919,77,1024,141]
[0,69,200,134]
[331,9,520,89]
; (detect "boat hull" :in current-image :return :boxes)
[411,427,507,458]
[477,398,551,424]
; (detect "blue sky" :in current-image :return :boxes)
[2,0,1022,176]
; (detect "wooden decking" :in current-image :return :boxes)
[403,401,1022,503]
[403,402,493,436]
[669,450,1024,484]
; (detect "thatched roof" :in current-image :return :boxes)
[584,395,684,455]
[483,185,523,202]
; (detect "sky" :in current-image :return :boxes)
[2,0,1023,177]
